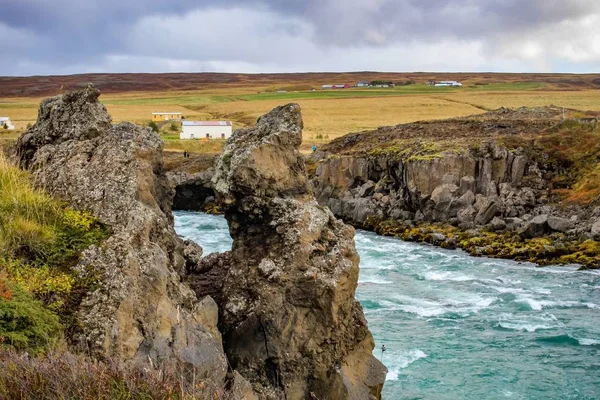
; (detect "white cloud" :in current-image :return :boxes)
[489,13,600,71]
[2,2,600,75]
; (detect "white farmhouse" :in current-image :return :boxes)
[434,81,463,87]
[181,121,233,140]
[0,117,15,130]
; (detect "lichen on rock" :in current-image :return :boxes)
[15,85,228,385]
[201,103,386,399]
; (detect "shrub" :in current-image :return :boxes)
[148,121,159,133]
[2,259,74,311]
[0,280,61,353]
[0,153,109,351]
[170,122,179,132]
[0,349,222,399]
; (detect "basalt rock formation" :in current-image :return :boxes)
[312,107,600,268]
[15,85,228,386]
[188,104,386,399]
[166,154,218,211]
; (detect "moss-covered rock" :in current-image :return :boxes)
[363,216,600,269]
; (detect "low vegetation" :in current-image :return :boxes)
[500,118,600,205]
[542,120,600,204]
[0,350,221,400]
[0,153,109,353]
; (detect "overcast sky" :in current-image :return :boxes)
[2,0,600,76]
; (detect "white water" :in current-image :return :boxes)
[174,211,600,400]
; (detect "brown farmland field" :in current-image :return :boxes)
[1,72,600,153]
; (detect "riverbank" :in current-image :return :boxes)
[174,211,600,400]
[308,107,600,269]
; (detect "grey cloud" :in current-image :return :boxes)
[0,0,599,75]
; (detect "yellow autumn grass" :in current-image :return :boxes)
[3,86,600,153]
[0,153,59,256]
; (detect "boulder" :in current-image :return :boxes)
[548,216,574,233]
[484,181,498,197]
[457,205,476,224]
[459,175,475,195]
[15,85,227,384]
[391,209,415,221]
[520,214,549,238]
[210,104,386,399]
[489,217,507,231]
[182,239,204,273]
[475,198,499,225]
[429,233,446,244]
[505,217,524,231]
[511,154,528,186]
[446,190,475,218]
[459,190,475,206]
[431,183,459,210]
[352,197,379,224]
[591,219,600,239]
[358,180,376,197]
[415,210,426,223]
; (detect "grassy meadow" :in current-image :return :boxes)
[2,79,600,154]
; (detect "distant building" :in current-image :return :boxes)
[434,81,463,87]
[322,83,350,90]
[181,121,232,140]
[373,84,394,88]
[356,81,370,87]
[0,117,15,130]
[152,112,182,122]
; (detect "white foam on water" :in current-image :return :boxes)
[358,277,393,285]
[521,296,543,311]
[385,349,427,381]
[533,266,580,274]
[399,304,448,317]
[359,260,400,271]
[421,270,476,282]
[492,286,526,294]
[391,293,495,317]
[515,296,600,310]
[533,288,552,295]
[579,338,600,346]
[496,313,560,332]
[498,322,554,332]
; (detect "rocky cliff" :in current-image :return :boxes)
[15,85,228,389]
[186,104,386,399]
[312,107,600,268]
[14,87,386,399]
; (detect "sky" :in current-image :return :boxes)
[1,0,600,76]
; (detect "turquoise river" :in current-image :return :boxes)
[174,211,600,400]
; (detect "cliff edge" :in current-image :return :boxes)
[15,85,228,388]
[188,104,387,399]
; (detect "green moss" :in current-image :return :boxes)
[367,140,461,162]
[362,216,600,269]
[203,202,222,215]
